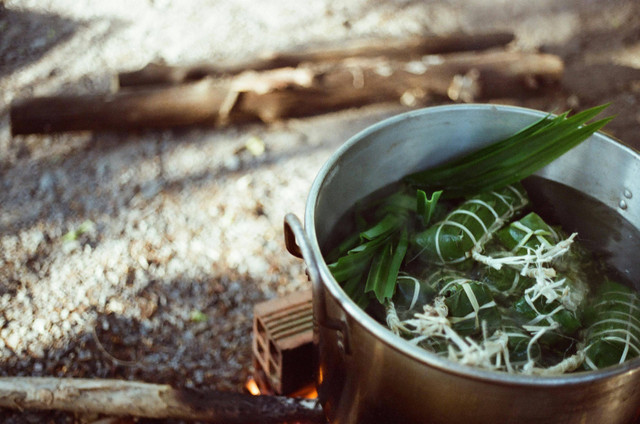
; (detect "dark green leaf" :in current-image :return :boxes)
[417,189,442,227]
[404,104,612,197]
[328,253,371,283]
[383,228,409,301]
[364,243,392,296]
[328,237,387,282]
[376,190,416,217]
[360,214,402,241]
[361,229,410,303]
[326,231,361,262]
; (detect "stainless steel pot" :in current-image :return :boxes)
[284,104,640,424]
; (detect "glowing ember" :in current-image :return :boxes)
[245,377,317,399]
[245,378,261,396]
[292,385,318,399]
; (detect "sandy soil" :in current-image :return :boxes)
[1,0,640,422]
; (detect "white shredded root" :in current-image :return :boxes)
[402,302,514,372]
[385,225,596,374]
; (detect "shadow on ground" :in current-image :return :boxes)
[0,5,80,79]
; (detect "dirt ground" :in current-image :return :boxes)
[1,0,640,422]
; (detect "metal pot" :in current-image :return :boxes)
[284,104,640,424]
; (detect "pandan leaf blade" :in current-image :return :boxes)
[434,105,607,182]
[409,115,559,183]
[343,274,371,310]
[375,190,417,216]
[383,228,409,301]
[404,104,612,198]
[327,231,361,261]
[417,189,442,227]
[469,117,614,194]
[362,229,409,303]
[328,253,371,283]
[364,242,392,296]
[360,214,403,241]
[328,237,387,282]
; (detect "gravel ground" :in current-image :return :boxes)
[1,0,640,422]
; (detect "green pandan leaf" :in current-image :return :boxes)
[328,236,387,282]
[343,274,371,310]
[375,190,417,217]
[360,214,403,241]
[442,280,502,336]
[417,189,443,227]
[383,228,409,301]
[365,243,392,296]
[497,212,560,253]
[404,104,612,198]
[414,184,528,264]
[583,279,640,370]
[363,229,409,303]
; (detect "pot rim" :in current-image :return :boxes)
[304,103,640,387]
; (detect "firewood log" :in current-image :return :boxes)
[117,32,515,87]
[10,51,563,135]
[0,377,325,424]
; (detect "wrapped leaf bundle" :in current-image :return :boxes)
[440,279,501,336]
[583,280,640,370]
[392,274,436,321]
[497,212,560,253]
[501,317,541,366]
[512,286,582,343]
[414,184,528,264]
[479,265,533,300]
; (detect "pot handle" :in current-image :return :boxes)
[284,213,351,354]
[283,213,320,282]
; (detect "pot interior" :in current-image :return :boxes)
[307,104,640,373]
[311,104,640,284]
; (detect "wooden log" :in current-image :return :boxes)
[10,51,563,135]
[0,377,325,424]
[117,31,515,87]
[237,51,564,123]
[9,78,228,135]
[9,67,319,135]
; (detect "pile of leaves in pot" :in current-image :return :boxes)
[326,105,640,374]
